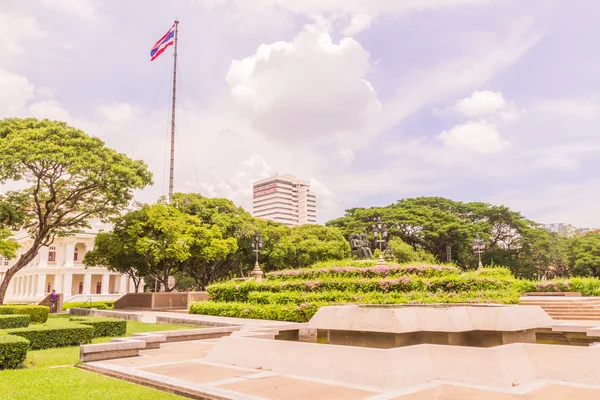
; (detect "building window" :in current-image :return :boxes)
[0,257,8,266]
[96,282,102,294]
[74,248,78,262]
[48,251,56,262]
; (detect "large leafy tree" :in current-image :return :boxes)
[83,226,149,293]
[171,193,250,289]
[326,196,563,275]
[570,232,600,278]
[0,118,152,303]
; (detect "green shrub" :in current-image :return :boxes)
[266,263,458,280]
[245,289,521,306]
[7,324,93,350]
[69,317,126,338]
[0,315,30,329]
[0,305,49,323]
[0,335,29,370]
[208,275,519,302]
[190,301,323,323]
[62,301,114,311]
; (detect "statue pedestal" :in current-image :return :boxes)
[375,254,387,267]
[250,262,264,282]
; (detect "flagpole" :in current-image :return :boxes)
[168,20,179,201]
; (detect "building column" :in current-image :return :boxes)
[38,246,49,267]
[63,273,73,297]
[35,273,46,297]
[24,276,31,297]
[15,277,21,297]
[101,273,109,295]
[82,272,91,295]
[54,274,62,293]
[129,277,136,293]
[119,275,128,294]
[64,243,75,267]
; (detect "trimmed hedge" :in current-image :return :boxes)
[62,301,115,311]
[0,335,29,370]
[245,289,521,305]
[208,274,523,302]
[0,305,49,323]
[0,315,30,329]
[7,324,93,350]
[69,317,126,338]
[190,301,323,323]
[267,264,458,280]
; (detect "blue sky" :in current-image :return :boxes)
[1,0,599,227]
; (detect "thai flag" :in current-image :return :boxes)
[150,23,175,61]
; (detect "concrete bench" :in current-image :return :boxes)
[522,292,582,297]
[80,340,146,362]
[136,326,241,343]
[112,333,166,349]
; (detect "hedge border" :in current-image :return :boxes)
[0,314,30,329]
[0,335,30,370]
[7,324,93,350]
[69,317,127,338]
[0,305,50,323]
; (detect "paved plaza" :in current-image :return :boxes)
[86,338,600,400]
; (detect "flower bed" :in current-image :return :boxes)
[208,274,522,302]
[266,264,458,280]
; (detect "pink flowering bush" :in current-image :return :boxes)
[267,263,457,280]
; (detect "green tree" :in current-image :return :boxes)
[277,224,350,268]
[0,118,152,304]
[171,193,250,289]
[83,228,149,293]
[387,237,437,264]
[570,232,600,278]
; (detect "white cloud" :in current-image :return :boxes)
[207,0,495,36]
[36,0,99,19]
[375,20,540,135]
[0,70,35,117]
[226,27,381,143]
[28,100,71,122]
[439,121,509,154]
[535,99,600,121]
[0,12,45,58]
[488,181,600,228]
[454,90,506,117]
[97,103,135,123]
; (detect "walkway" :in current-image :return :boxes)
[85,338,600,400]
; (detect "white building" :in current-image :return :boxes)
[252,174,317,227]
[0,219,136,304]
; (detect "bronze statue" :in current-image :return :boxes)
[349,231,373,259]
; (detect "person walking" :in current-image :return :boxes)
[50,290,58,313]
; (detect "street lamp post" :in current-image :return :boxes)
[251,232,264,281]
[471,234,485,270]
[372,216,389,265]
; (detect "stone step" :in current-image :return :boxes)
[521,300,600,304]
[550,315,600,321]
[543,311,600,316]
[528,306,600,312]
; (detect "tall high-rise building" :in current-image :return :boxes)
[252,174,317,227]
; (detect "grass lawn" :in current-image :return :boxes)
[20,314,195,368]
[0,367,185,400]
[0,314,197,399]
